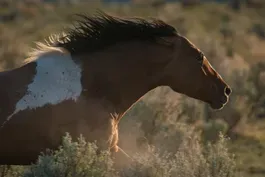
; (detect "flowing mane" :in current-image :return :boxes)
[45,11,178,55]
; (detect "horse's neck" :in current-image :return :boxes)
[78,42,166,116]
[83,62,152,115]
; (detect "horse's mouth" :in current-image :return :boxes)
[209,95,229,110]
[210,102,225,110]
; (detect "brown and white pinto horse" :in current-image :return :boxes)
[0,12,231,165]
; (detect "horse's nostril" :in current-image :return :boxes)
[225,87,231,96]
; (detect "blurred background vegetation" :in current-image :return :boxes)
[1,0,265,176]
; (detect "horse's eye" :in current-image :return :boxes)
[198,53,204,66]
[198,57,203,66]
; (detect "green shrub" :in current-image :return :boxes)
[22,133,117,177]
[121,130,237,177]
[17,128,237,177]
[0,165,26,177]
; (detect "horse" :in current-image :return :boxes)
[0,11,231,165]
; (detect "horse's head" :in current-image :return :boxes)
[160,35,231,110]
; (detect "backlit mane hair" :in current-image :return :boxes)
[50,11,178,55]
[25,11,178,63]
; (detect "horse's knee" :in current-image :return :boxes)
[108,119,119,152]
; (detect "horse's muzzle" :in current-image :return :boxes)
[210,94,230,110]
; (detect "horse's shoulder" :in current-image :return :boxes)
[2,44,83,120]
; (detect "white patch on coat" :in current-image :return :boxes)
[4,49,82,124]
